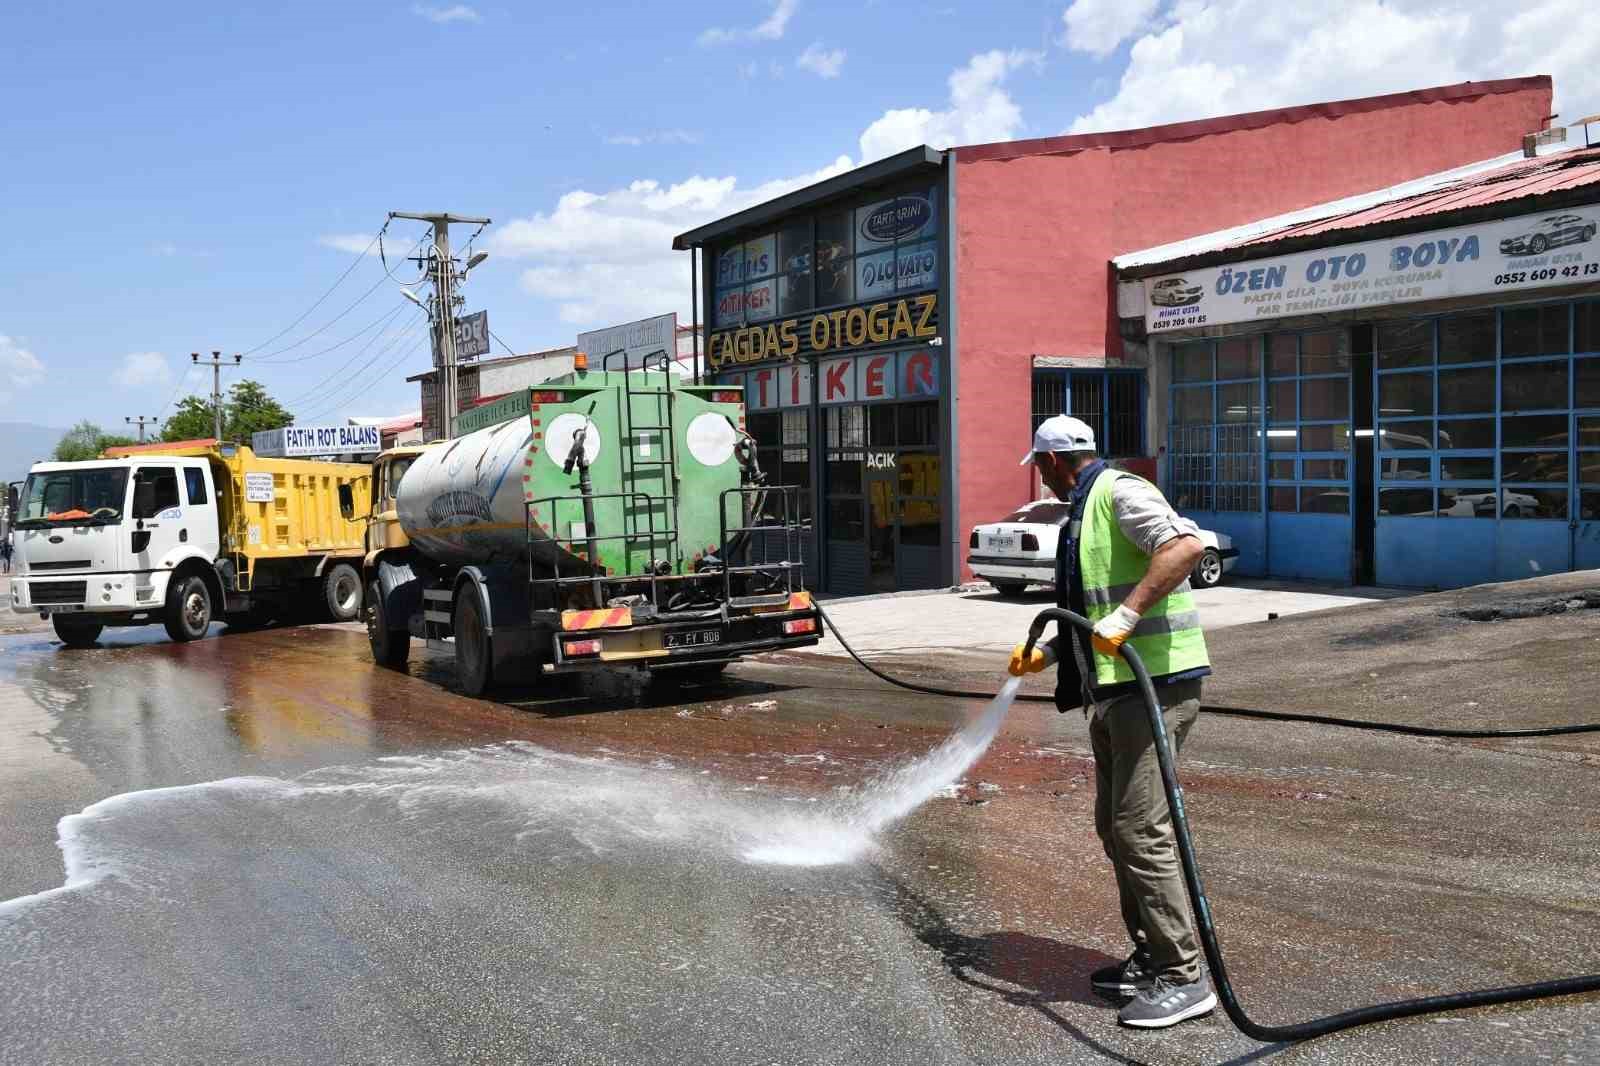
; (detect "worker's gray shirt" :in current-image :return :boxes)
[1109,476,1202,556]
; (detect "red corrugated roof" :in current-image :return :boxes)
[1230,145,1600,249]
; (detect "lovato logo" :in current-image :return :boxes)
[860,197,932,243]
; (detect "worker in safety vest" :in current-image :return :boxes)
[1008,414,1216,1030]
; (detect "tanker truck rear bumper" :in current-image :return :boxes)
[548,602,821,673]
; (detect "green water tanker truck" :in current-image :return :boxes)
[353,356,821,695]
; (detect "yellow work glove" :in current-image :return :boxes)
[1008,643,1054,677]
[1091,604,1142,656]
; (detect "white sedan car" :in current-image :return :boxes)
[966,499,1237,596]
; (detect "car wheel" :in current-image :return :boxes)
[52,616,104,647]
[453,590,494,697]
[1586,225,1597,242]
[1503,504,1521,518]
[991,580,1028,597]
[366,579,411,669]
[1530,234,1549,254]
[321,563,363,622]
[1192,548,1224,589]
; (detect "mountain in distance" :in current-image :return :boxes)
[0,422,66,485]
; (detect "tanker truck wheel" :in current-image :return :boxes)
[453,592,494,697]
[322,563,362,623]
[365,580,410,670]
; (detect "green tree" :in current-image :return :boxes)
[161,396,216,442]
[160,381,294,443]
[225,380,293,441]
[52,421,137,462]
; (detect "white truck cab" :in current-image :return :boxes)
[11,456,222,644]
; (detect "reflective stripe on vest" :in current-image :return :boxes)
[1079,472,1211,689]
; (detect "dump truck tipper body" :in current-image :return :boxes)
[360,363,821,694]
[11,440,372,645]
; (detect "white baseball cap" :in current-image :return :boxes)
[1020,414,1098,465]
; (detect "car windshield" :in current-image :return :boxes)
[16,467,130,527]
[999,502,1072,524]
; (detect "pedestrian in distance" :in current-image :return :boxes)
[1,533,11,574]
[1008,414,1216,1030]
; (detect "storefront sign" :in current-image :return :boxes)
[252,423,381,457]
[577,312,678,369]
[708,293,938,370]
[454,310,490,361]
[858,194,936,248]
[1142,201,1600,333]
[726,349,939,409]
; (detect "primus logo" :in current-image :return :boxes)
[425,491,492,527]
[860,196,932,243]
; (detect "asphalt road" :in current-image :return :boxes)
[0,585,1597,1065]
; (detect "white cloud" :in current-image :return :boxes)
[699,0,798,46]
[489,158,854,329]
[1066,0,1599,134]
[318,233,385,256]
[412,3,480,24]
[796,42,845,79]
[604,129,703,146]
[1060,0,1161,57]
[0,334,45,404]
[112,351,171,390]
[858,49,1042,161]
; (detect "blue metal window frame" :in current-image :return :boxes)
[1031,367,1145,458]
[1267,330,1354,516]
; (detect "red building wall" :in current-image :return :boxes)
[951,77,1553,572]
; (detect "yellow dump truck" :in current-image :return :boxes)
[10,440,372,646]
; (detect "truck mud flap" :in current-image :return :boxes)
[377,560,423,628]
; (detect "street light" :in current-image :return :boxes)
[464,250,488,273]
[400,288,427,311]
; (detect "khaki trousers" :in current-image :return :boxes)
[1088,679,1203,984]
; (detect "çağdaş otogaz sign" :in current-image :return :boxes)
[1142,201,1600,333]
[709,293,938,370]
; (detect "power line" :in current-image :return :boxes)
[292,320,427,422]
[248,301,408,366]
[276,303,414,406]
[249,234,430,362]
[240,230,383,356]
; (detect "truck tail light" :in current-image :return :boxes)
[708,390,742,404]
[531,391,564,404]
[1021,533,1040,551]
[564,639,602,657]
[783,618,817,635]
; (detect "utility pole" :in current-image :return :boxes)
[124,415,158,442]
[192,350,241,441]
[389,211,490,440]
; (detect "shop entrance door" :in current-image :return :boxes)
[864,450,899,594]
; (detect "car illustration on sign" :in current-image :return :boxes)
[1498,214,1596,256]
[1150,277,1204,307]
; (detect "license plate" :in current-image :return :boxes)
[987,535,1016,552]
[665,627,723,649]
[40,605,84,614]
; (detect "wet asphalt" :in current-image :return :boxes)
[0,581,1597,1066]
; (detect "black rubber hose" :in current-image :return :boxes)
[812,604,1600,739]
[1018,606,1600,1042]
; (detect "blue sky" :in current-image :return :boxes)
[2,0,1595,431]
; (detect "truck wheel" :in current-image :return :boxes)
[453,592,494,697]
[1191,548,1224,589]
[657,662,729,686]
[990,580,1028,598]
[366,580,411,669]
[52,616,104,647]
[164,573,213,642]
[322,563,362,622]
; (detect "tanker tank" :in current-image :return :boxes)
[394,376,747,578]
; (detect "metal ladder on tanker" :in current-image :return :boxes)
[607,348,679,574]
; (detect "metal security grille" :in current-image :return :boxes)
[1032,373,1066,433]
[1031,369,1143,457]
[30,580,87,605]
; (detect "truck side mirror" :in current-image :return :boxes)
[133,481,156,519]
[338,483,355,521]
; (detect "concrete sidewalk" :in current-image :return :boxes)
[813,578,1413,658]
